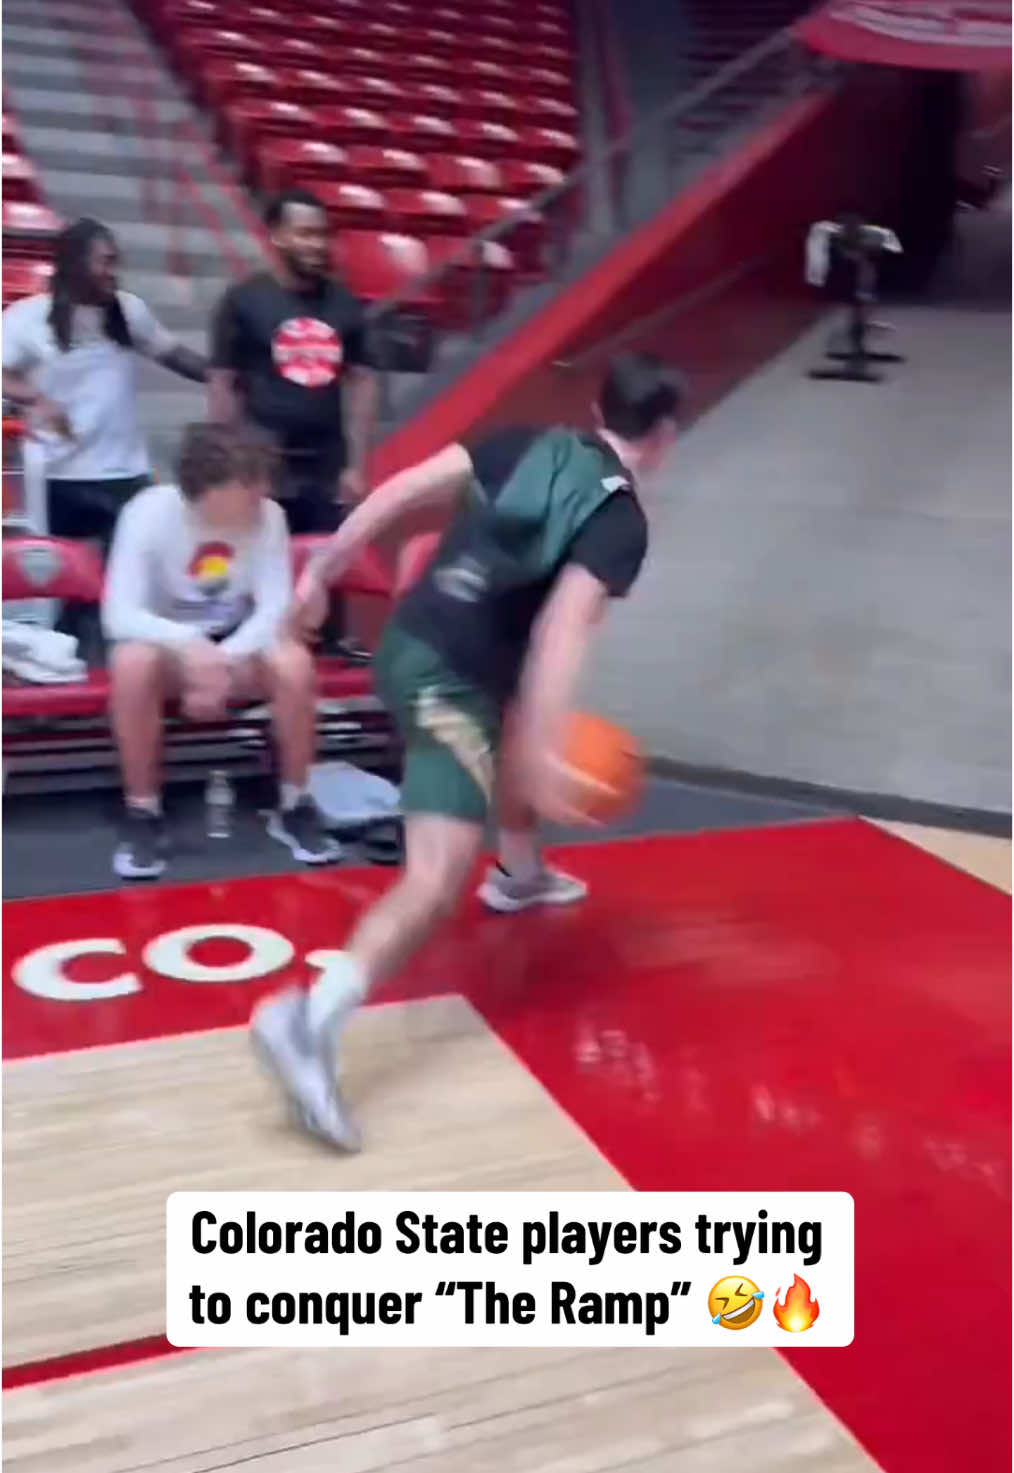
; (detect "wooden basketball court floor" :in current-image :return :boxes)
[1,806,1009,1472]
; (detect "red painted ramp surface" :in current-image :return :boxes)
[3,821,1010,1473]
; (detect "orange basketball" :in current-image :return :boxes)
[563,712,644,822]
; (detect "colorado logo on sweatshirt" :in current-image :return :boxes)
[189,541,234,594]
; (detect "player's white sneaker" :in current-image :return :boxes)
[251,987,361,1151]
[477,864,588,913]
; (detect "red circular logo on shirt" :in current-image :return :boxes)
[271,317,344,388]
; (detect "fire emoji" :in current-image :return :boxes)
[773,1274,820,1333]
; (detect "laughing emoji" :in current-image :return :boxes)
[708,1275,764,1330]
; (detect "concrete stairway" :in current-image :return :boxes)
[1,0,269,474]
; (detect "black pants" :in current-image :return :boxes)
[276,457,349,645]
[46,476,149,660]
[47,475,150,559]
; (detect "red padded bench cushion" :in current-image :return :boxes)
[3,663,376,721]
[3,669,110,720]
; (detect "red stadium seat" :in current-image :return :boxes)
[407,83,464,118]
[257,138,348,195]
[459,90,524,127]
[387,188,467,236]
[336,231,436,308]
[2,110,21,152]
[428,155,504,196]
[531,42,572,68]
[223,98,320,175]
[2,257,53,308]
[394,53,456,86]
[430,6,467,27]
[273,37,332,71]
[300,13,355,44]
[387,114,455,156]
[148,0,220,46]
[426,236,515,327]
[409,28,461,59]
[355,20,406,52]
[175,28,258,77]
[2,201,63,257]
[287,70,360,109]
[314,182,389,230]
[518,65,574,101]
[202,60,286,111]
[2,153,41,204]
[314,106,389,148]
[502,159,565,199]
[344,76,405,111]
[464,63,513,91]
[519,126,579,171]
[454,120,522,161]
[463,194,546,276]
[475,34,525,65]
[338,47,389,77]
[345,146,427,191]
[245,6,292,37]
[530,96,580,130]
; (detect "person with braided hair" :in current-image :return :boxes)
[1,217,207,554]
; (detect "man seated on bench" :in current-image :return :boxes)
[101,420,340,880]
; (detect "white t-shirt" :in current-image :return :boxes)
[101,482,291,658]
[1,291,177,481]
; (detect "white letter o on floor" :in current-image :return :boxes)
[143,925,294,983]
[12,939,140,1001]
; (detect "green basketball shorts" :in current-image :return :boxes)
[373,622,501,824]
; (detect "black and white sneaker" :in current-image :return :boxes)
[113,808,169,880]
[266,797,342,865]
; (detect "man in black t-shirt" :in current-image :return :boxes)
[250,352,683,1150]
[208,189,377,534]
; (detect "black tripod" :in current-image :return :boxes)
[809,229,905,383]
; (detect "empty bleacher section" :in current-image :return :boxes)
[2,0,831,456]
[132,0,578,335]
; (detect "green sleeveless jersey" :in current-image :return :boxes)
[395,426,647,699]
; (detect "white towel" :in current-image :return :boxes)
[805,221,902,286]
[2,620,86,683]
[308,761,401,827]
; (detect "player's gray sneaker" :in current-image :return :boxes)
[250,987,361,1151]
[477,864,588,913]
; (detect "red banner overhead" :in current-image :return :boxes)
[796,2,1012,70]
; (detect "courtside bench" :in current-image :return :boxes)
[1,532,435,794]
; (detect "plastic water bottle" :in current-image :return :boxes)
[205,769,234,839]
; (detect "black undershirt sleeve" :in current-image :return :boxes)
[463,427,541,496]
[564,491,648,597]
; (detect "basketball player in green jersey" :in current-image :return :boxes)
[252,352,682,1148]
